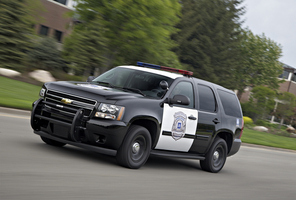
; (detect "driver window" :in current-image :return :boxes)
[169,81,194,108]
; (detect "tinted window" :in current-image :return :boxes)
[218,89,242,118]
[93,67,173,99]
[169,81,194,108]
[39,25,49,36]
[54,0,67,5]
[198,85,216,112]
[55,30,63,42]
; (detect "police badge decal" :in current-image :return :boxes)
[171,112,187,141]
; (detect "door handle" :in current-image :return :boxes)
[212,118,220,124]
[188,115,196,120]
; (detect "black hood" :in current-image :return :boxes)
[44,81,143,104]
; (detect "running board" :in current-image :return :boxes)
[150,150,205,160]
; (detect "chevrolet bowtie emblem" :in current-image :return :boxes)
[61,98,73,104]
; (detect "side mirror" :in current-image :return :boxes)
[160,80,168,90]
[168,95,190,106]
[87,76,95,82]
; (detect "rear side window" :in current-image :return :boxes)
[197,84,216,112]
[217,89,242,118]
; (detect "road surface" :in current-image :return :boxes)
[1,108,296,200]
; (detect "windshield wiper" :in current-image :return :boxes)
[122,87,145,96]
[92,81,115,88]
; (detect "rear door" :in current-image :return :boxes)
[155,81,198,152]
[189,83,221,154]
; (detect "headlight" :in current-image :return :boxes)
[39,88,46,97]
[95,104,125,120]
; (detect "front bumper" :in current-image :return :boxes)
[34,130,117,156]
[31,98,128,155]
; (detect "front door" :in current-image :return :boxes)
[155,81,198,152]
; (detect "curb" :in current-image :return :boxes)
[242,143,296,154]
[0,107,31,116]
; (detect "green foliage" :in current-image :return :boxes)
[0,0,33,71]
[236,29,283,94]
[72,0,182,69]
[173,0,245,89]
[27,37,65,70]
[50,70,84,82]
[255,119,269,127]
[241,102,257,119]
[249,86,276,121]
[274,92,296,127]
[63,17,107,76]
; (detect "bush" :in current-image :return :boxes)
[51,70,84,81]
[255,119,268,126]
[243,116,253,124]
[241,102,255,118]
[255,119,284,130]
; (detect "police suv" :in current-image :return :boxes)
[31,62,244,173]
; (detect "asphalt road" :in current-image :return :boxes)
[1,108,296,200]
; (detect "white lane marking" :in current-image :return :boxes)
[0,113,30,120]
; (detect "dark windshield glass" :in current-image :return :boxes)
[92,67,174,98]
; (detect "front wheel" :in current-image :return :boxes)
[200,137,227,173]
[116,125,151,169]
[40,136,66,147]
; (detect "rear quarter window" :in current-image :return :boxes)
[217,89,242,118]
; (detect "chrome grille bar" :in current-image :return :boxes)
[44,90,98,117]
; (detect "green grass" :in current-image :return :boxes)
[0,76,41,110]
[242,128,296,151]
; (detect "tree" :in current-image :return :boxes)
[0,0,32,71]
[248,86,276,122]
[273,92,296,128]
[236,29,283,98]
[63,17,108,76]
[173,0,245,89]
[71,0,182,69]
[27,37,65,70]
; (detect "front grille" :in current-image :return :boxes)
[44,90,98,118]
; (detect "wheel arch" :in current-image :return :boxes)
[216,131,233,154]
[127,116,160,148]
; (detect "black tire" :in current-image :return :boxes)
[40,136,66,147]
[200,137,227,173]
[116,125,151,169]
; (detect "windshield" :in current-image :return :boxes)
[92,67,174,99]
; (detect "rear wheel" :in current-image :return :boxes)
[116,125,151,169]
[40,136,66,147]
[200,137,227,173]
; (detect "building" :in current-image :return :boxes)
[33,0,77,43]
[240,63,296,102]
[278,64,296,95]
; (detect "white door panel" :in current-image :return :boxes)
[155,104,198,152]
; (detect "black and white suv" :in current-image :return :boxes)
[31,62,244,173]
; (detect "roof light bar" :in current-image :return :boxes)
[137,62,193,76]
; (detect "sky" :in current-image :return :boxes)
[242,0,296,67]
